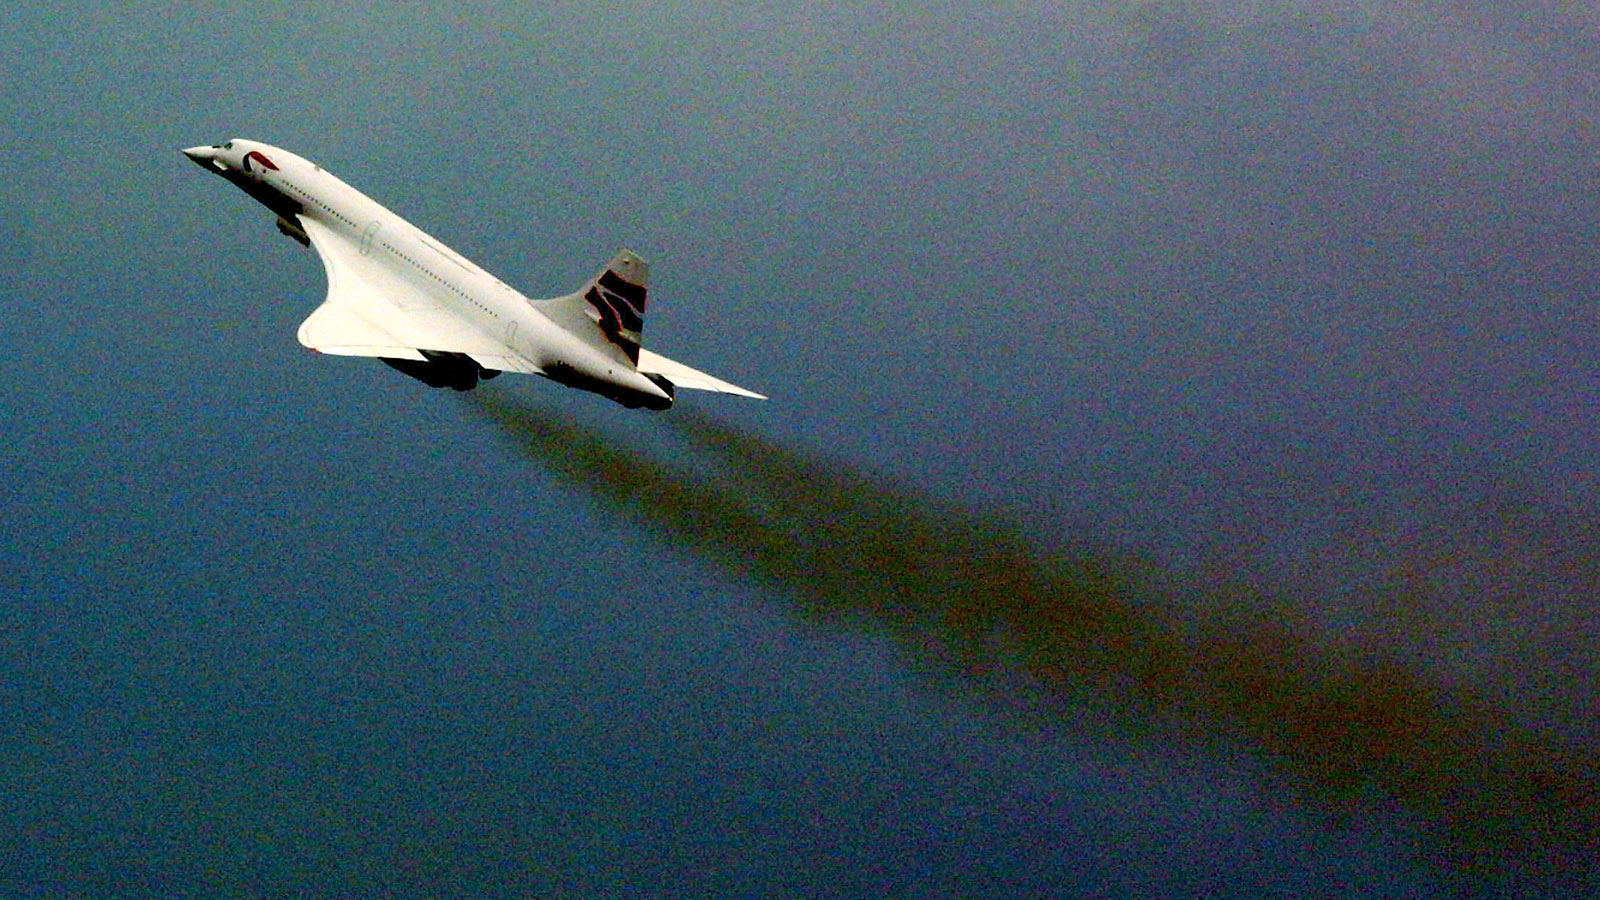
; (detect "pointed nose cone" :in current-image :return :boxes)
[182,145,221,171]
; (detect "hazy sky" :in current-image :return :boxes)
[4,1,1597,896]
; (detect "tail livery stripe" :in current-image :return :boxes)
[585,270,646,363]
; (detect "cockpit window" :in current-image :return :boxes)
[222,141,233,149]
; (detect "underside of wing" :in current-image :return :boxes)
[637,348,767,399]
[297,298,424,360]
[295,216,522,368]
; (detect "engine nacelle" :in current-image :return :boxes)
[380,351,496,391]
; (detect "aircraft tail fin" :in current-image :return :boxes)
[536,250,649,366]
[531,249,765,400]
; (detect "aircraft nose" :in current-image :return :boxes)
[182,145,221,170]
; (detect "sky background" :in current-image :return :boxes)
[4,1,1598,896]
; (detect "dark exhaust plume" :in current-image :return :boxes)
[472,394,1599,882]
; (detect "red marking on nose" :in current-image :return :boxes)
[244,151,279,172]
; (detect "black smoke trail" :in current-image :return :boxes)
[472,393,1599,884]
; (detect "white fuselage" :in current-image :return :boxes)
[185,139,670,405]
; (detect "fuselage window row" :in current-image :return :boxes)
[376,242,497,318]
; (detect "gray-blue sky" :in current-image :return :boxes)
[4,1,1596,896]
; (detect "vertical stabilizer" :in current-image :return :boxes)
[565,250,648,365]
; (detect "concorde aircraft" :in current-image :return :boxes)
[182,139,764,409]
